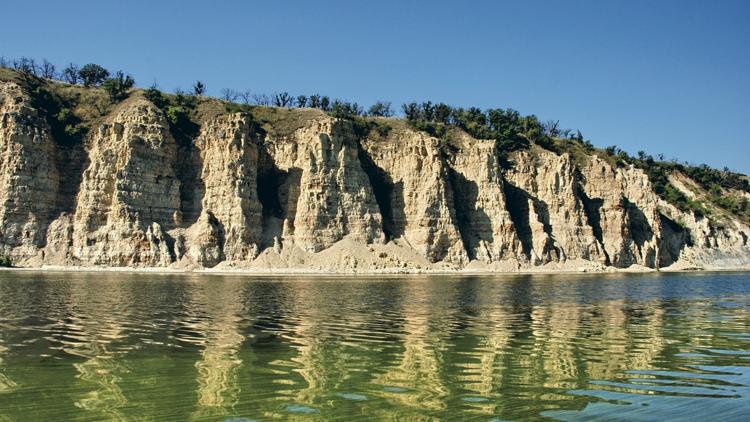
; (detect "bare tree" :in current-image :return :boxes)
[62,63,79,84]
[273,92,293,108]
[296,95,308,108]
[252,93,270,106]
[238,90,252,105]
[542,120,560,137]
[13,57,38,75]
[220,88,238,102]
[40,59,56,79]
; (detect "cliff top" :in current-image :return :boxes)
[1,66,748,224]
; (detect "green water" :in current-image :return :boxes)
[0,272,749,421]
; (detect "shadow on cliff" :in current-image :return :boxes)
[356,142,405,241]
[576,186,611,266]
[176,143,205,227]
[502,182,534,260]
[502,182,563,263]
[447,167,492,260]
[657,213,691,267]
[257,147,302,250]
[53,143,89,220]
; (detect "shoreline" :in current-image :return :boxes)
[2,265,749,277]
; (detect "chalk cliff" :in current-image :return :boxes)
[1,78,748,272]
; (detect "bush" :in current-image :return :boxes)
[0,254,11,268]
[102,71,135,101]
[78,63,109,87]
[144,85,168,108]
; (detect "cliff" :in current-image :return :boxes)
[1,72,748,272]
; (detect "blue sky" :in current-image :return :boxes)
[2,0,748,172]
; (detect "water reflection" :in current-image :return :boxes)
[189,280,247,420]
[0,272,747,421]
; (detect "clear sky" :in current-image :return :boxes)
[2,0,748,173]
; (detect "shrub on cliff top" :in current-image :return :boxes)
[78,63,109,87]
[102,71,135,101]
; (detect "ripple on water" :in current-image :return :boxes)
[337,392,368,401]
[284,404,319,414]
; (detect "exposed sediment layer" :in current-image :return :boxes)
[1,80,748,272]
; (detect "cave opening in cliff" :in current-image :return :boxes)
[257,167,286,246]
[256,153,302,249]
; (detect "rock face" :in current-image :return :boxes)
[0,79,748,272]
[261,118,383,253]
[361,129,467,265]
[182,114,263,267]
[0,82,59,262]
[71,98,180,266]
[505,150,604,265]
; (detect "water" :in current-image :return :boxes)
[0,271,749,421]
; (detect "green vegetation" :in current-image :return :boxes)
[102,71,135,101]
[601,147,750,220]
[142,86,199,146]
[78,63,110,87]
[0,254,11,268]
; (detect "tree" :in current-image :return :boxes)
[434,103,451,124]
[420,101,435,121]
[220,88,238,101]
[13,57,37,75]
[79,63,109,87]
[367,101,393,117]
[309,94,321,109]
[320,96,330,111]
[193,81,206,96]
[273,92,293,107]
[102,71,135,101]
[252,93,270,106]
[40,59,56,79]
[542,120,560,137]
[402,102,420,121]
[239,90,252,105]
[144,84,167,108]
[62,63,80,84]
[296,95,308,108]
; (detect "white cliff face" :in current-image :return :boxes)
[578,155,662,268]
[361,128,467,265]
[446,133,524,264]
[505,150,604,265]
[262,118,383,252]
[0,82,59,263]
[182,114,263,267]
[0,79,747,272]
[71,98,180,266]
